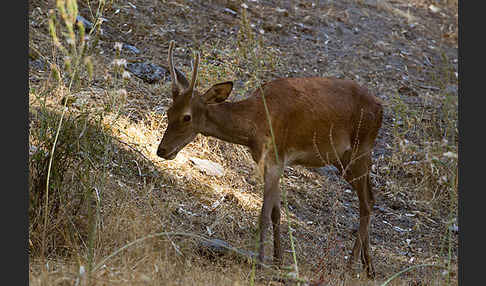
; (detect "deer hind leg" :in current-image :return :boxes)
[340,150,375,279]
[258,160,283,265]
[271,194,282,266]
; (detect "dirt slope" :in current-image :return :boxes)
[29,0,458,285]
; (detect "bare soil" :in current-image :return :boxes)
[29,0,458,285]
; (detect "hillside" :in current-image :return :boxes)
[29,0,458,285]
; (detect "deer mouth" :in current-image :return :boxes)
[157,134,196,160]
[157,147,179,160]
[157,141,187,160]
[163,150,178,160]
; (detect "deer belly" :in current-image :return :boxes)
[285,149,330,167]
[285,140,351,167]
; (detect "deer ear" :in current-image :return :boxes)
[170,68,190,100]
[201,81,233,104]
[173,67,190,91]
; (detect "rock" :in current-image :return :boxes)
[393,225,411,233]
[303,15,313,25]
[313,165,340,181]
[125,62,168,83]
[198,239,231,257]
[122,43,140,54]
[29,58,45,71]
[429,4,440,13]
[275,7,288,15]
[189,157,225,177]
[222,8,237,16]
[198,238,256,260]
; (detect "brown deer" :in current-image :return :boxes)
[157,41,383,278]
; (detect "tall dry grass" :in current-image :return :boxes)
[29,0,458,285]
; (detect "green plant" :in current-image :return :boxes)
[29,1,129,279]
[48,0,93,90]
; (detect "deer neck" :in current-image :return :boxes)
[200,101,256,148]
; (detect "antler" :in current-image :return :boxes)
[189,51,200,91]
[168,40,178,92]
[168,40,199,94]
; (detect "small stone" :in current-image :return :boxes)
[275,7,288,16]
[222,8,237,16]
[29,59,45,71]
[190,157,225,177]
[198,239,231,257]
[429,4,440,13]
[122,43,140,54]
[125,62,168,83]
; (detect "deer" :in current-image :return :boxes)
[156,41,383,279]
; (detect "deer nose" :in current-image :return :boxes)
[157,146,166,158]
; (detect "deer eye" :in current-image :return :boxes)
[183,115,191,122]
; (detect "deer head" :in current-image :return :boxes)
[157,41,233,159]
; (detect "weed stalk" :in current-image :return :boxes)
[239,6,301,282]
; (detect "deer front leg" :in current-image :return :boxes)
[258,161,283,265]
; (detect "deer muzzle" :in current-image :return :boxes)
[156,144,178,160]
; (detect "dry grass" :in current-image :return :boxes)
[29,0,458,285]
